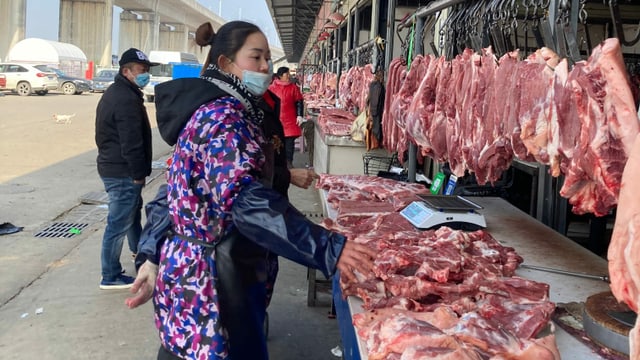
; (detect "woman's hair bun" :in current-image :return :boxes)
[195,22,216,47]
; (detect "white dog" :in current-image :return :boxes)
[53,113,76,124]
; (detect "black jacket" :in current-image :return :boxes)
[260,90,291,197]
[140,77,346,276]
[95,73,152,180]
[368,78,385,143]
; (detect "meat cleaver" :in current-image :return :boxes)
[607,310,637,328]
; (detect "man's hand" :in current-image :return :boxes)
[125,260,158,309]
[289,168,319,189]
[296,116,305,126]
[335,241,377,284]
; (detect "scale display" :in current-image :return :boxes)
[400,195,486,231]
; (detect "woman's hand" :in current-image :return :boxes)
[289,168,319,189]
[335,241,377,283]
[125,260,159,309]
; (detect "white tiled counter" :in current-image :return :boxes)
[312,122,368,175]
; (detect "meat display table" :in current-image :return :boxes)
[324,195,613,360]
[312,119,389,175]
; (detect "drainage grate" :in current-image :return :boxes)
[35,222,89,238]
[35,204,108,238]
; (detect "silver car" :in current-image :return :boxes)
[0,63,58,96]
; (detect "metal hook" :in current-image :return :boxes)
[608,0,640,47]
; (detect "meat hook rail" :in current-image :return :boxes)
[520,264,610,283]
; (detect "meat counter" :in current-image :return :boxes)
[312,117,392,175]
[320,192,613,360]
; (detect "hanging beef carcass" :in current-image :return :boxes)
[516,50,556,163]
[609,132,640,360]
[356,64,375,111]
[447,48,474,177]
[476,50,518,185]
[547,59,572,177]
[391,55,429,130]
[338,66,357,109]
[309,73,322,94]
[381,58,407,154]
[390,55,429,161]
[405,54,440,156]
[324,72,337,100]
[465,49,496,181]
[379,39,635,216]
[468,47,500,185]
[429,56,453,162]
[559,38,639,216]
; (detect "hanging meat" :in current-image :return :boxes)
[608,131,640,360]
[558,38,639,215]
[476,50,517,185]
[379,38,638,216]
[381,58,406,155]
[390,55,429,162]
[405,54,439,157]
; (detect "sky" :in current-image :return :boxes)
[25,0,281,54]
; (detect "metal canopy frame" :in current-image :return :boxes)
[265,0,325,63]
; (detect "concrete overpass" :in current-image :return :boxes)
[1,0,284,68]
[60,0,228,67]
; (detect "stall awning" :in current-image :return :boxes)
[265,0,324,63]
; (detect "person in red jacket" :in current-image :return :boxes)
[268,66,304,168]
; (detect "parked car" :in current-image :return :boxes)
[0,63,58,96]
[34,65,92,95]
[91,69,118,93]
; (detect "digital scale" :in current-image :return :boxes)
[400,195,487,231]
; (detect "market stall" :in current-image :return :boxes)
[317,174,627,359]
[265,0,640,358]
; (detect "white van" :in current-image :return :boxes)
[143,51,200,102]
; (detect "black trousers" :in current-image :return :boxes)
[284,136,297,164]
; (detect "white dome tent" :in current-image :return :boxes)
[5,38,88,78]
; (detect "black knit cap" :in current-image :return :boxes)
[119,48,159,67]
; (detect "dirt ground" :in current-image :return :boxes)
[0,91,157,183]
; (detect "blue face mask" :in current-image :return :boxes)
[233,60,273,96]
[134,72,150,88]
[242,70,271,96]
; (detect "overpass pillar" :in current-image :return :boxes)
[0,0,26,62]
[59,0,113,68]
[159,23,190,52]
[118,10,159,56]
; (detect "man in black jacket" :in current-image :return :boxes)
[95,48,156,289]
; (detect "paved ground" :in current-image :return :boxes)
[0,91,342,359]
